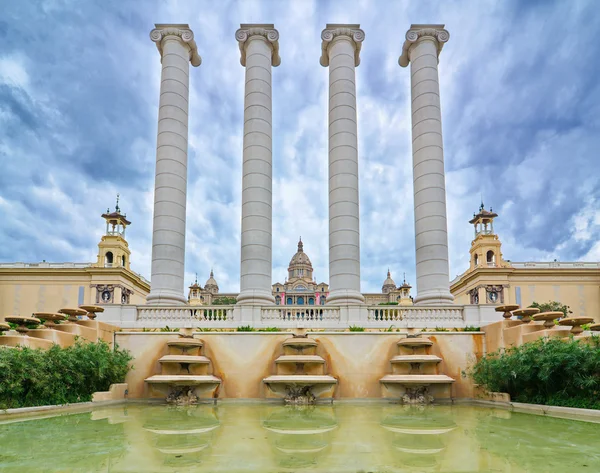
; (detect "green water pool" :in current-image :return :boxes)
[0,402,598,472]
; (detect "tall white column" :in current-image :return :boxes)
[320,24,365,305]
[235,24,280,305]
[146,24,201,305]
[399,24,454,305]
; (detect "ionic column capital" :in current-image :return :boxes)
[150,23,202,67]
[235,24,281,67]
[320,24,365,67]
[398,24,449,67]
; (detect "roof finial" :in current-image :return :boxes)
[387,268,391,278]
[194,272,198,285]
[403,272,407,284]
[480,192,484,212]
[298,237,303,252]
[210,267,214,278]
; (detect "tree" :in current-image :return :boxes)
[528,300,572,318]
[212,296,237,305]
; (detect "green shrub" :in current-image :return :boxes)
[258,327,280,332]
[348,325,365,332]
[213,297,237,305]
[529,300,572,318]
[467,337,600,409]
[159,326,179,332]
[236,325,255,332]
[378,302,399,305]
[434,327,449,332]
[463,326,481,332]
[0,340,133,409]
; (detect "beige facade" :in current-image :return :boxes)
[450,205,600,321]
[0,202,150,317]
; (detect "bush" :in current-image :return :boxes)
[258,327,280,332]
[348,325,365,332]
[236,325,255,332]
[529,300,572,318]
[467,337,600,409]
[0,340,133,409]
[463,326,481,332]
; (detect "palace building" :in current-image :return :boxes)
[450,204,600,318]
[0,199,150,317]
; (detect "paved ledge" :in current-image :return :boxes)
[468,399,600,423]
[0,400,127,423]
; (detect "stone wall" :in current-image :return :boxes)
[115,332,484,400]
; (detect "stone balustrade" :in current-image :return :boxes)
[367,306,465,328]
[102,303,484,329]
[261,306,341,324]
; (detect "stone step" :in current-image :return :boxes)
[263,375,337,385]
[144,425,219,435]
[158,355,210,364]
[380,374,455,385]
[275,355,325,364]
[167,339,203,348]
[390,355,442,364]
[397,338,433,348]
[381,424,456,435]
[145,375,221,387]
[282,338,318,349]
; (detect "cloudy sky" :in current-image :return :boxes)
[1,0,599,293]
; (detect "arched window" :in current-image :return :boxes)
[297,296,305,305]
[121,255,126,266]
[486,250,495,265]
[320,297,325,305]
[275,296,281,305]
[105,252,113,267]
[287,297,293,305]
[308,297,314,305]
[474,254,479,266]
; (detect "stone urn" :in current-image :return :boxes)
[511,308,540,324]
[495,305,520,320]
[558,317,594,335]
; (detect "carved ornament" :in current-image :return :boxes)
[399,25,449,67]
[150,24,202,67]
[235,25,281,67]
[320,25,365,67]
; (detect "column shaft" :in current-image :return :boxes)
[147,25,200,305]
[400,25,453,305]
[321,25,365,305]
[236,25,280,305]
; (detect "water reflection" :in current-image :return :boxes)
[262,405,337,469]
[0,403,599,472]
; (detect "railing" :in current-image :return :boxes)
[367,306,464,327]
[137,306,234,326]
[261,306,340,323]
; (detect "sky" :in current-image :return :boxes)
[1,0,599,294]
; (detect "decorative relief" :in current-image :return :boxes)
[235,26,281,67]
[150,24,202,67]
[320,26,365,67]
[399,25,450,67]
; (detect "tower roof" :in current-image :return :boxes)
[102,194,131,226]
[288,237,312,268]
[469,202,497,224]
[204,269,218,289]
[382,269,396,289]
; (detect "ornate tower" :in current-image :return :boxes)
[188,275,203,306]
[382,270,396,294]
[95,196,131,270]
[468,203,507,270]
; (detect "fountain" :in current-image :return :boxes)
[380,335,455,403]
[511,307,540,323]
[495,304,520,320]
[28,312,78,347]
[531,311,563,329]
[0,315,54,349]
[558,316,595,335]
[145,333,221,404]
[263,331,337,404]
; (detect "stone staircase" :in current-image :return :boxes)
[380,336,455,403]
[145,336,221,403]
[263,334,337,403]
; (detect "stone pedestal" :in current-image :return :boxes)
[399,24,453,305]
[235,24,280,305]
[320,24,365,305]
[146,24,201,305]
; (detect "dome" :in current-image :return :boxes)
[289,238,312,268]
[204,269,219,293]
[382,269,396,294]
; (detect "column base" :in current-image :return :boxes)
[326,289,365,305]
[414,289,454,306]
[146,289,188,306]
[237,289,275,305]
